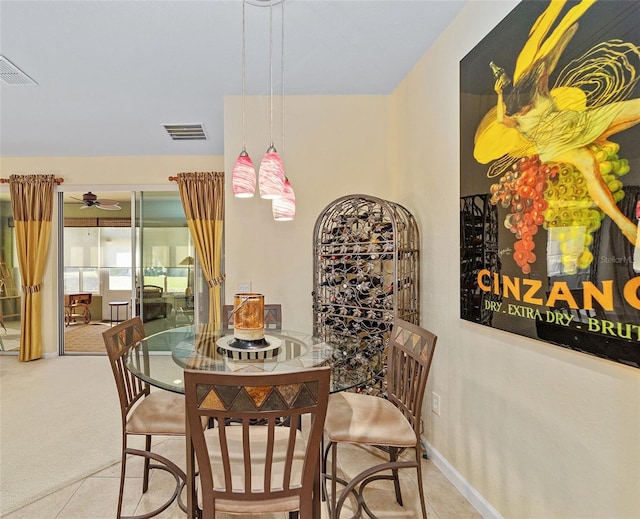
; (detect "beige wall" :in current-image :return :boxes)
[223,95,393,330]
[392,1,640,518]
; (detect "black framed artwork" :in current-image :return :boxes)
[460,0,640,368]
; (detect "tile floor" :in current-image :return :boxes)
[3,436,482,519]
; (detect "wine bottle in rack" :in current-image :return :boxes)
[320,275,345,287]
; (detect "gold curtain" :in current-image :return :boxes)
[8,174,55,361]
[176,172,225,328]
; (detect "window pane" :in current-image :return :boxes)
[64,268,80,293]
[64,228,99,266]
[81,269,100,293]
[109,268,132,290]
[101,228,132,268]
[166,267,188,292]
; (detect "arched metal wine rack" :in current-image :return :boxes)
[312,194,420,393]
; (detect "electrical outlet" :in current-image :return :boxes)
[431,392,441,416]
[237,281,251,293]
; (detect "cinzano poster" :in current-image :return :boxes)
[460,0,640,368]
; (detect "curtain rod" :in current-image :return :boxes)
[0,177,64,185]
[168,173,224,182]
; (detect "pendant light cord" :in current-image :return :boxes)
[241,0,247,150]
[269,0,274,147]
[281,0,285,156]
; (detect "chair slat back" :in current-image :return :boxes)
[102,317,149,421]
[222,303,282,330]
[263,304,283,329]
[184,367,330,514]
[386,318,437,433]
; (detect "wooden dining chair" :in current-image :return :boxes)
[222,303,282,330]
[102,317,187,519]
[184,366,331,519]
[322,318,437,518]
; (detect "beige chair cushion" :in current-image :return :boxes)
[126,391,186,435]
[324,391,416,447]
[197,425,305,513]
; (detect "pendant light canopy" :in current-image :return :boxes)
[232,1,256,198]
[272,177,295,221]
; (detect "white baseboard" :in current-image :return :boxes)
[422,439,503,519]
[0,352,59,358]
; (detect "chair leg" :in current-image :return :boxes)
[123,446,187,519]
[324,440,428,519]
[143,434,152,493]
[414,450,428,519]
[320,439,339,518]
[332,450,424,519]
[389,447,403,506]
[331,442,338,518]
[117,448,128,519]
[324,440,361,519]
[321,439,328,503]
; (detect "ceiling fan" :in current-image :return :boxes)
[71,192,121,211]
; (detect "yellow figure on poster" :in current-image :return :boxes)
[474,0,640,273]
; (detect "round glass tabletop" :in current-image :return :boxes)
[125,325,381,394]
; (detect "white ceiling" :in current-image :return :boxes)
[0,0,467,158]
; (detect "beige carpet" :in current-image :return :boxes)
[0,355,123,515]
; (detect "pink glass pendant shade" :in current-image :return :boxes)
[272,178,295,221]
[258,145,285,199]
[232,149,256,198]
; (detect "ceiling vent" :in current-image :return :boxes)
[163,124,207,141]
[0,55,37,86]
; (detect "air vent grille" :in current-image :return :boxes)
[163,124,207,141]
[0,55,37,86]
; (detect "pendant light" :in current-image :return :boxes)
[272,178,296,220]
[231,0,256,198]
[272,0,295,221]
[258,0,285,199]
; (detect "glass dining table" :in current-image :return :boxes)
[125,324,383,395]
[125,324,383,519]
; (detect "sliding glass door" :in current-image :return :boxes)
[0,192,21,354]
[61,189,198,354]
[135,191,197,337]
